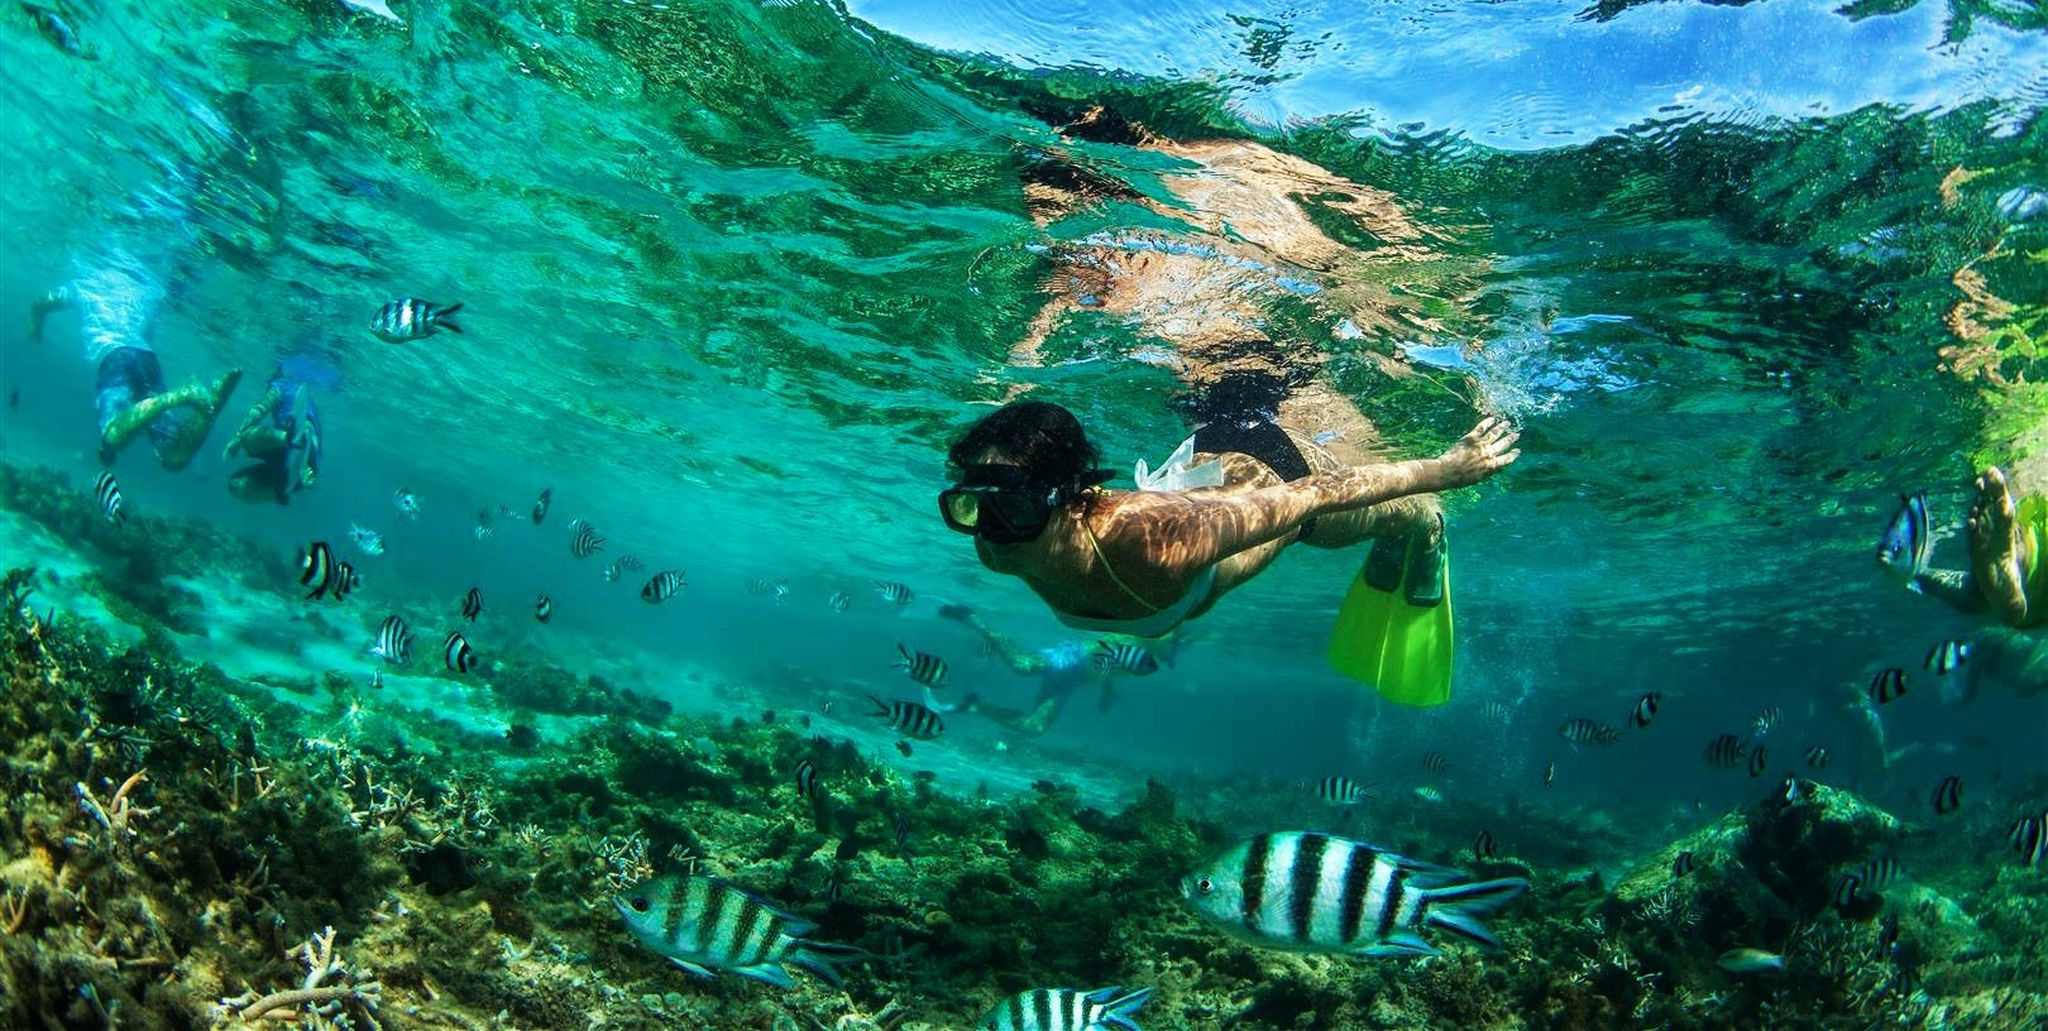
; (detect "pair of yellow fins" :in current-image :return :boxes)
[1329,517,1454,707]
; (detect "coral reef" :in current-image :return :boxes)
[2,474,2046,1029]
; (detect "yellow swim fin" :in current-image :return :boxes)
[1329,527,1454,707]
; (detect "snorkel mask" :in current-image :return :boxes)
[939,465,1111,544]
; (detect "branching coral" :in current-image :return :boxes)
[74,769,156,851]
[214,926,383,1030]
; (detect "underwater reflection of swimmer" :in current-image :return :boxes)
[936,604,1194,735]
[221,362,327,505]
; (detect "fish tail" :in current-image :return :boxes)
[788,940,866,986]
[868,694,891,719]
[1418,877,1528,950]
[1087,986,1154,1030]
[436,302,464,332]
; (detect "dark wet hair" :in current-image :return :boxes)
[947,401,1104,494]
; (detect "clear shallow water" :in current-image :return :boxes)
[0,0,2042,838]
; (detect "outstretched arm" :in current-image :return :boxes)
[1102,417,1519,576]
[938,604,1047,676]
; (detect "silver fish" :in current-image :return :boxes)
[371,614,413,664]
[976,987,1152,1031]
[1182,832,1527,958]
[641,569,686,604]
[93,470,124,523]
[1313,775,1375,806]
[893,645,948,689]
[1877,492,1932,589]
[613,873,854,987]
[370,298,462,342]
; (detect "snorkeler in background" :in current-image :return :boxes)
[29,268,241,471]
[222,363,324,505]
[936,602,1196,735]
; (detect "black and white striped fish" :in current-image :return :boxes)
[612,873,856,987]
[369,298,462,342]
[371,614,414,664]
[603,557,644,582]
[873,580,914,605]
[1471,830,1497,862]
[1558,717,1620,747]
[1748,745,1769,778]
[1181,832,1528,958]
[298,541,358,602]
[532,487,551,525]
[1870,667,1908,704]
[1626,692,1660,729]
[534,594,552,624]
[1931,775,1963,814]
[1925,640,1969,676]
[443,630,476,673]
[827,591,851,613]
[1805,745,1830,769]
[1877,492,1933,589]
[1094,641,1162,676]
[793,758,823,802]
[1479,701,1512,724]
[1314,776,1376,806]
[93,470,124,523]
[976,987,1153,1031]
[1751,706,1782,737]
[893,645,949,688]
[570,525,605,558]
[2010,811,2047,866]
[748,578,789,604]
[869,695,943,739]
[461,587,483,622]
[473,509,496,541]
[1702,732,1747,769]
[1422,751,1450,776]
[641,569,686,604]
[1543,760,1555,788]
[1833,856,1904,908]
[1672,851,1696,877]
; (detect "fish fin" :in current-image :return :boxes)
[1356,933,1439,958]
[668,957,716,979]
[1418,877,1529,950]
[1085,986,1153,1028]
[731,962,794,989]
[789,941,868,986]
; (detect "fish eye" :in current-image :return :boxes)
[1197,877,1213,894]
[629,896,649,912]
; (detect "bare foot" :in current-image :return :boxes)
[1968,467,2031,625]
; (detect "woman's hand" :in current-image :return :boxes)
[1434,416,1520,490]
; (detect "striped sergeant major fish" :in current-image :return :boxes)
[1471,830,1497,862]
[612,873,859,988]
[873,579,914,605]
[474,509,495,541]
[1626,692,1660,729]
[298,541,358,601]
[1877,492,1933,590]
[534,594,552,624]
[1094,641,1161,676]
[1422,751,1449,776]
[1805,745,1830,769]
[1925,639,1969,676]
[1558,717,1620,747]
[532,486,551,525]
[1748,746,1769,778]
[369,298,462,342]
[1751,706,1782,737]
[443,631,477,673]
[749,578,789,603]
[570,525,605,559]
[792,758,823,802]
[1182,832,1528,958]
[462,587,483,622]
[893,645,948,688]
[1833,855,1904,908]
[371,614,413,664]
[1870,667,1908,705]
[975,986,1154,1031]
[2010,811,2047,867]
[1702,732,1746,769]
[827,590,851,613]
[1931,775,1963,815]
[870,695,943,739]
[640,569,686,604]
[1313,776,1375,806]
[93,470,124,523]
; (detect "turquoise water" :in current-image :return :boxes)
[2,0,2047,1024]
